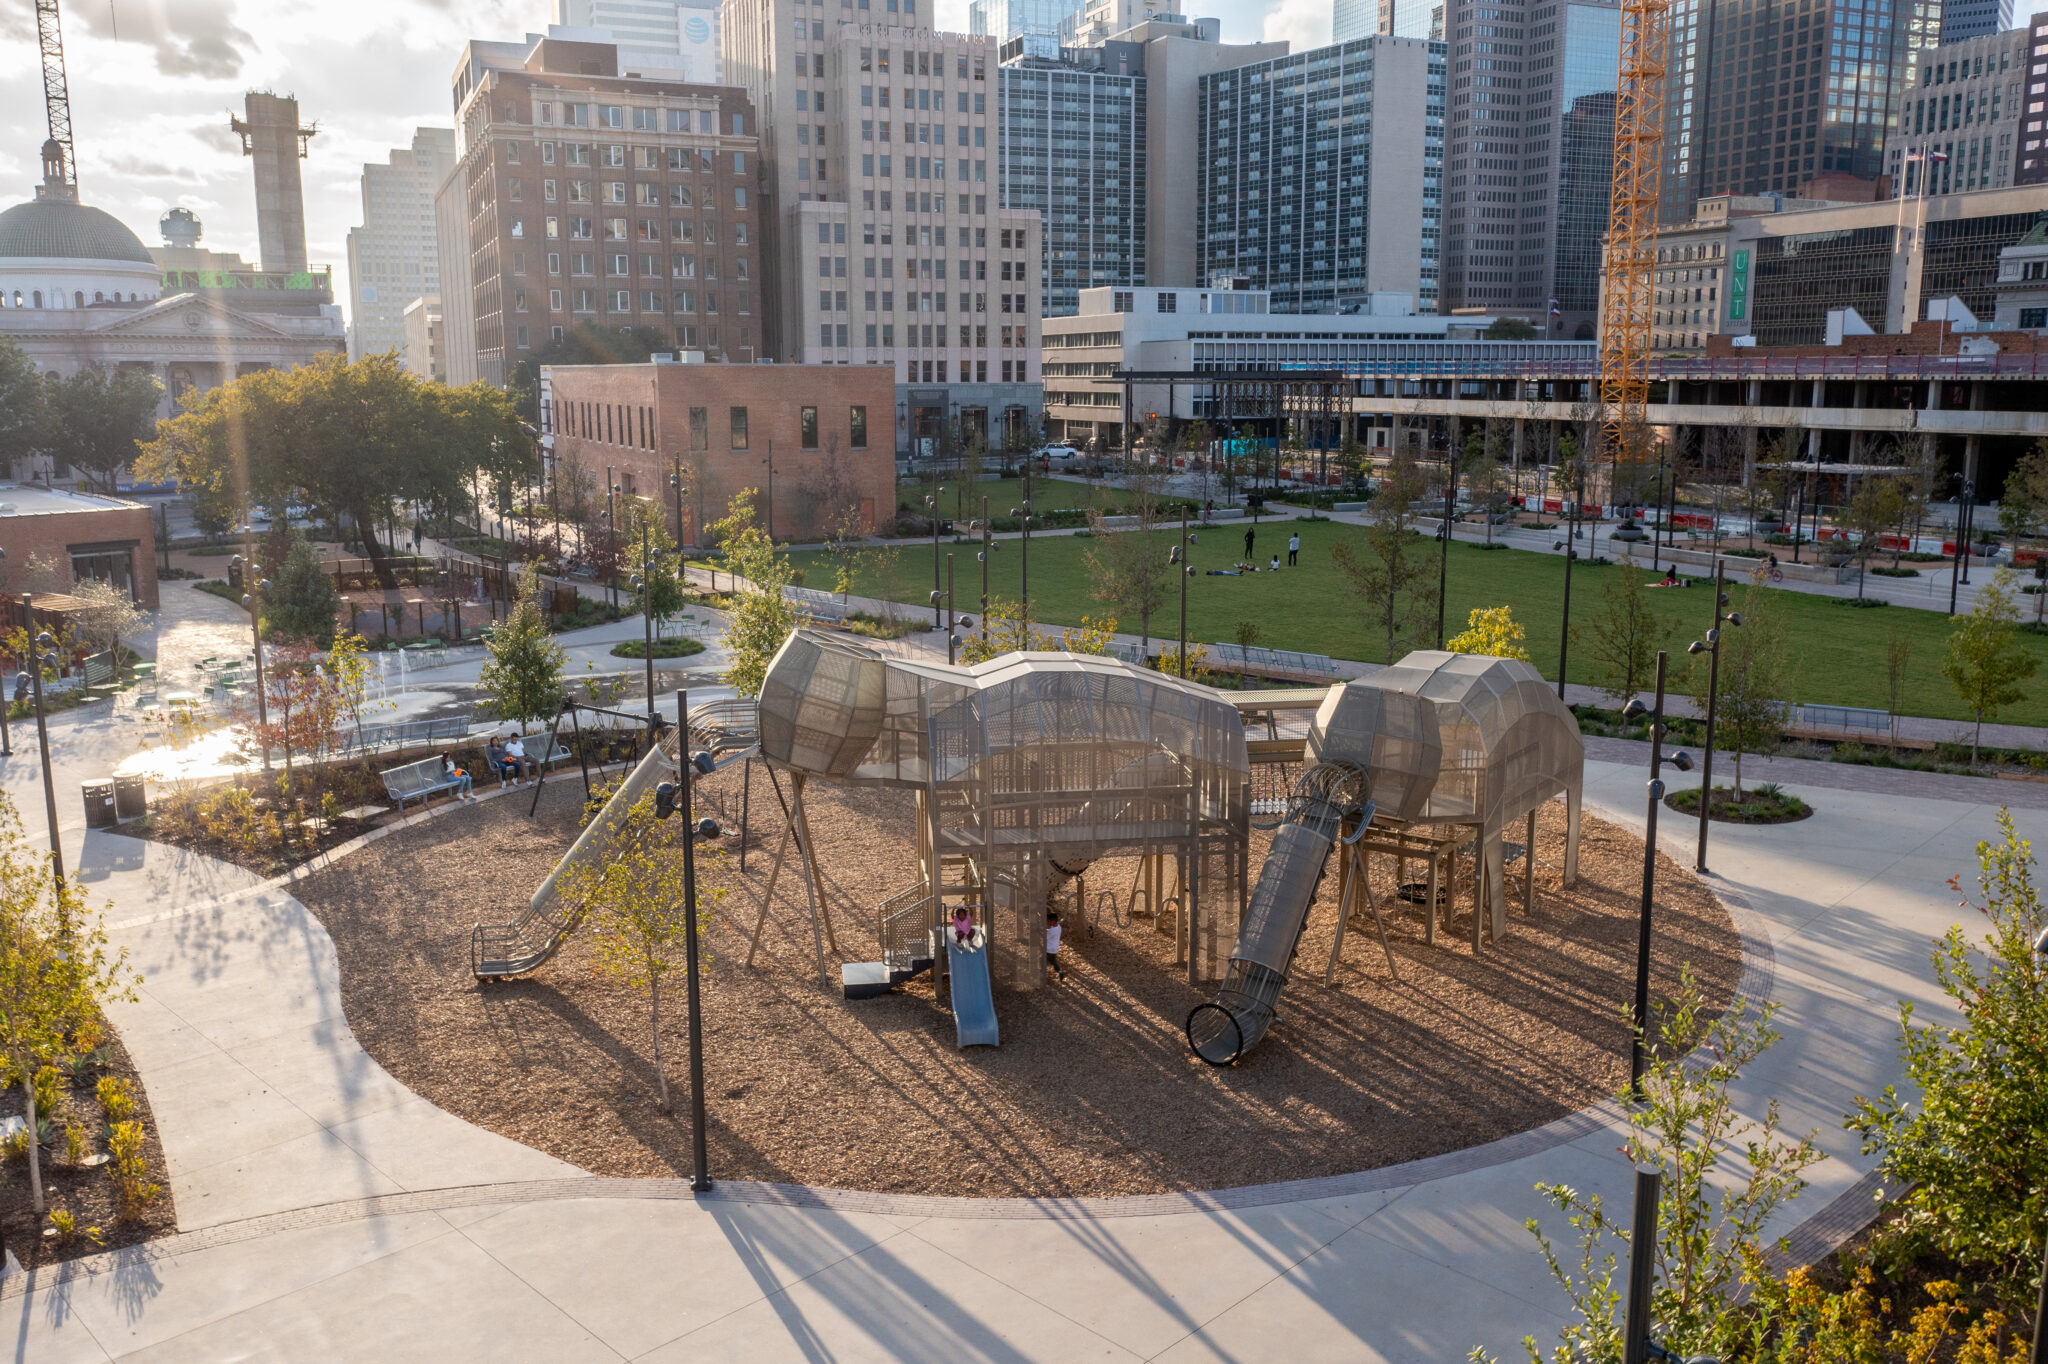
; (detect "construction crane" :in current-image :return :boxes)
[1595,0,1672,481]
[36,0,77,192]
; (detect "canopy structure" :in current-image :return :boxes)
[758,631,1251,992]
[1308,651,1583,937]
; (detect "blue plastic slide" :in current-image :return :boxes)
[945,930,1000,1048]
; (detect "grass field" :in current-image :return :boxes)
[890,474,1201,525]
[783,520,2048,727]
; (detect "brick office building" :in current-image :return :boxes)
[0,483,159,609]
[542,358,896,544]
[445,31,763,384]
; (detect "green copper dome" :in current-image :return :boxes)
[0,197,154,264]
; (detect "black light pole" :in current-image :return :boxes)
[606,470,619,613]
[1688,565,1740,871]
[1437,444,1458,648]
[762,441,776,541]
[1621,1163,1662,1364]
[977,496,995,643]
[1651,451,1669,575]
[1959,475,1977,587]
[671,456,686,548]
[672,688,713,1193]
[1010,497,1033,638]
[925,486,947,625]
[639,517,656,718]
[1622,652,1692,1100]
[1950,478,1975,614]
[21,595,64,905]
[1556,518,1578,701]
[1169,508,1196,677]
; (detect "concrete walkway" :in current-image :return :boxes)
[1,594,2040,1360]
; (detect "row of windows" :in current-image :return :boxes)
[526,288,742,315]
[857,121,986,145]
[525,252,743,280]
[857,154,989,180]
[523,207,748,243]
[506,142,726,170]
[562,399,868,452]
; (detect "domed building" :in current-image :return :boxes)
[0,140,345,486]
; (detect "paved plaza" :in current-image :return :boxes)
[0,584,2038,1361]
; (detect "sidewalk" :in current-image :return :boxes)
[1,579,2037,1359]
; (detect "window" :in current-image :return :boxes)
[2023,306,2048,328]
[730,407,749,449]
[801,406,820,448]
[550,288,563,311]
[689,407,709,449]
[612,290,632,312]
[850,405,868,448]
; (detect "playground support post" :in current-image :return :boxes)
[677,687,712,1193]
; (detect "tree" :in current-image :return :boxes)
[0,791,137,1216]
[1846,811,2048,1321]
[624,502,686,638]
[1083,470,1173,656]
[326,631,382,745]
[1884,627,1911,752]
[956,595,1057,663]
[479,566,568,726]
[267,533,341,645]
[1465,427,1511,546]
[137,354,533,591]
[822,505,868,614]
[2000,440,2048,570]
[506,322,671,424]
[249,643,343,794]
[559,788,724,1114]
[1707,579,1788,798]
[1844,475,1905,600]
[1941,567,2039,768]
[36,364,164,493]
[0,337,39,476]
[1447,605,1531,660]
[1586,564,1668,704]
[64,578,150,660]
[1331,447,1438,663]
[1482,316,1539,340]
[712,490,804,697]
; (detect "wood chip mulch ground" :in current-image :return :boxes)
[294,768,1741,1200]
[0,1014,177,1267]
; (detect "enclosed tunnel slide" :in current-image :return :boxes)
[1186,763,1373,1066]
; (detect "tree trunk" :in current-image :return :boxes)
[352,503,400,590]
[1732,749,1744,800]
[650,975,670,1113]
[1972,713,1983,772]
[22,1074,44,1214]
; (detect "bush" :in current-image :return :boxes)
[1848,811,2048,1319]
[1836,596,1890,608]
[607,637,706,660]
[1871,566,1920,578]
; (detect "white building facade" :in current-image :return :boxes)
[346,127,457,361]
[554,0,723,81]
[1885,26,2029,200]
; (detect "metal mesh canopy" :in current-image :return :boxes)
[1328,651,1584,839]
[758,631,1248,851]
[1306,682,1443,822]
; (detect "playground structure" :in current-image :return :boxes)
[751,630,1252,1047]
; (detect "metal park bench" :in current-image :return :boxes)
[334,713,477,762]
[782,585,849,623]
[380,755,466,814]
[1205,643,1341,684]
[1785,703,1892,742]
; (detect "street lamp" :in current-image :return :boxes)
[1686,562,1740,871]
[1168,511,1198,678]
[670,458,689,551]
[1438,442,1459,649]
[654,688,721,1194]
[630,515,657,718]
[925,486,948,626]
[761,441,776,541]
[241,576,273,770]
[930,556,976,665]
[973,506,999,644]
[605,474,620,613]
[1010,498,1034,639]
[20,594,65,905]
[1621,656,1694,1101]
[1950,477,1977,613]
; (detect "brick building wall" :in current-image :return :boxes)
[544,360,897,544]
[0,490,159,610]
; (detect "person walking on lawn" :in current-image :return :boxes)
[1244,526,1256,561]
[1288,532,1301,566]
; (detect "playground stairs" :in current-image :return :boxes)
[842,881,938,999]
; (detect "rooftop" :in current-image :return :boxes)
[0,482,149,516]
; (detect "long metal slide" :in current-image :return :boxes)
[1185,762,1374,1065]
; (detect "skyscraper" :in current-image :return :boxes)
[1938,0,2011,46]
[1335,0,1442,41]
[553,0,722,81]
[1197,36,1446,314]
[346,127,456,361]
[998,36,1146,317]
[1657,0,1941,224]
[1437,0,1620,336]
[720,1,1046,448]
[1885,25,2027,197]
[970,0,1089,39]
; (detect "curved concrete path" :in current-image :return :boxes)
[2,608,2040,1359]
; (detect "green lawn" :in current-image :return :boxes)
[891,474,1199,526]
[783,522,2048,727]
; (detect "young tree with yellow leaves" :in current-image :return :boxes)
[1447,605,1532,661]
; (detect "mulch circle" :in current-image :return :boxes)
[1664,790,1815,825]
[295,768,1742,1200]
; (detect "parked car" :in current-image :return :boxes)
[1612,523,1647,542]
[1037,445,1084,462]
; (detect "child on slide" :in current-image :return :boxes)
[951,905,976,947]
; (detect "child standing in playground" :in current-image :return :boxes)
[1045,910,1065,981]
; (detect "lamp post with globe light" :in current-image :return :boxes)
[1620,653,1693,1101]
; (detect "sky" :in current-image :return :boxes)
[2,0,2041,333]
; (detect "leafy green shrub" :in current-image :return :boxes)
[1848,811,2048,1318]
[96,1074,134,1124]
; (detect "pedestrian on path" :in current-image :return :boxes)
[1244,527,1256,560]
[1288,532,1301,566]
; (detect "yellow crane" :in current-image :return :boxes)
[35,0,77,192]
[1595,0,1672,479]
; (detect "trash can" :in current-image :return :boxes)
[113,774,147,821]
[81,779,116,830]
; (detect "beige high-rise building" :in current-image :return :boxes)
[401,295,445,381]
[723,1,1044,451]
[347,127,456,361]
